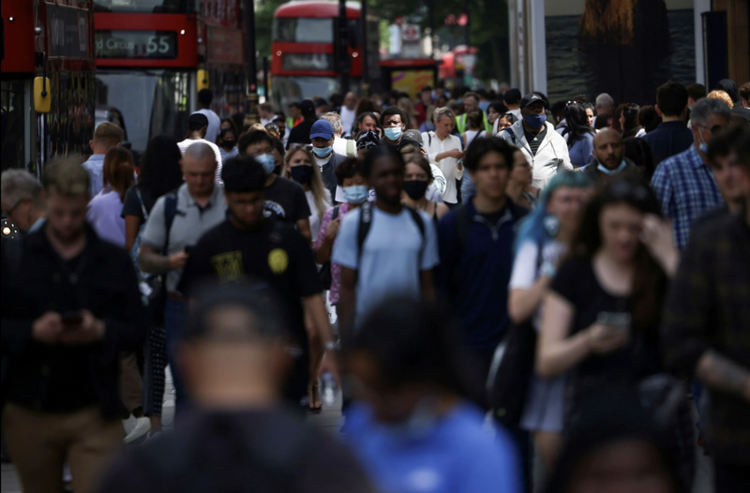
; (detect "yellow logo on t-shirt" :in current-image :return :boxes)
[268,248,288,274]
[210,251,244,281]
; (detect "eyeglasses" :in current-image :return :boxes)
[2,199,24,217]
[695,123,724,135]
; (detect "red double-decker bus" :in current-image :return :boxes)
[2,0,96,173]
[270,1,379,111]
[93,0,246,158]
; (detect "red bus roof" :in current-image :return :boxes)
[274,1,361,19]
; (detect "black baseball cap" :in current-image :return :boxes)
[300,99,315,115]
[520,92,549,110]
[403,129,424,145]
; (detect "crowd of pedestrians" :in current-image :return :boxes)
[1,77,750,493]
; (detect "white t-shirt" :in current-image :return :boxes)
[177,138,224,185]
[509,240,568,329]
[340,106,357,138]
[421,131,464,204]
[332,205,439,326]
[195,109,221,145]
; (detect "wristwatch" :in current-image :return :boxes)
[324,340,340,352]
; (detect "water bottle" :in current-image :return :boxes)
[320,371,337,406]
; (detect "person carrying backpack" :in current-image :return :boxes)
[332,145,439,341]
[435,138,530,481]
[137,143,227,416]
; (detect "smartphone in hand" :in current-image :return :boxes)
[60,310,83,327]
[596,312,631,331]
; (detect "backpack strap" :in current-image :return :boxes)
[453,203,471,254]
[356,201,373,265]
[502,127,518,145]
[135,187,149,221]
[163,190,179,255]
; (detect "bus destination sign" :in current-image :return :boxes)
[96,31,178,59]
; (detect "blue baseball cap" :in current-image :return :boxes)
[310,120,334,140]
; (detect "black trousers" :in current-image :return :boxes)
[714,460,750,493]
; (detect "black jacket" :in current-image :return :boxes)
[1,224,146,419]
[320,152,348,200]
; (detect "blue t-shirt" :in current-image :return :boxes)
[343,402,522,493]
[332,206,439,325]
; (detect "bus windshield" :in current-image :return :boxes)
[93,0,198,13]
[95,70,190,156]
[273,18,334,43]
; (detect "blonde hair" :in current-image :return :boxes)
[707,90,734,109]
[580,0,636,45]
[249,123,268,134]
[42,155,90,197]
[282,148,331,219]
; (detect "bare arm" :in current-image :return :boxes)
[338,266,357,348]
[314,218,340,264]
[420,269,436,302]
[696,349,750,402]
[296,217,312,243]
[138,244,187,274]
[536,292,589,377]
[124,215,142,253]
[508,276,552,325]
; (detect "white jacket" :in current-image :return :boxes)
[498,120,573,189]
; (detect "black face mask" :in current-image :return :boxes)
[403,180,428,200]
[290,165,313,185]
[222,140,235,150]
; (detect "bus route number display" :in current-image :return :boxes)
[96,31,178,59]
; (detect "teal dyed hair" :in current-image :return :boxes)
[514,171,594,254]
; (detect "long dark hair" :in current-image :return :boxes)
[137,135,184,199]
[623,138,655,181]
[572,179,667,333]
[564,103,594,148]
[621,103,641,138]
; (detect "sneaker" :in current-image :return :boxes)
[145,430,162,441]
[123,417,151,444]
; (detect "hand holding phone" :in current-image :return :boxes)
[61,310,83,327]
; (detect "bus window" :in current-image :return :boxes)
[94,0,199,14]
[273,18,334,43]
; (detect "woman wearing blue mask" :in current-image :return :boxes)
[314,158,369,308]
[283,147,331,243]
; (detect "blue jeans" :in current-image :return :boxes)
[164,298,188,416]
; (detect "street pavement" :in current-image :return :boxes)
[1,369,714,493]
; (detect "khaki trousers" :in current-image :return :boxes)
[2,403,123,493]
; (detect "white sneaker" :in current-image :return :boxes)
[123,417,151,443]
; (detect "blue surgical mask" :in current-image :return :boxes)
[312,145,332,158]
[597,159,628,175]
[698,131,709,154]
[342,185,369,204]
[384,126,402,141]
[524,113,546,129]
[256,153,276,175]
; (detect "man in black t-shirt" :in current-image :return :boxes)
[238,131,312,241]
[178,156,337,410]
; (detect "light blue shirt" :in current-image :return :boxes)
[81,154,106,197]
[332,205,439,324]
[343,402,523,493]
[86,186,126,248]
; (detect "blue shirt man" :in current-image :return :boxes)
[82,122,123,197]
[650,98,730,249]
[436,139,529,361]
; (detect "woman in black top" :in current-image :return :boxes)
[121,136,184,252]
[536,179,678,422]
[120,135,183,438]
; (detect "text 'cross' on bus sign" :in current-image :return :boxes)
[402,25,420,43]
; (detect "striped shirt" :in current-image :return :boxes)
[650,145,724,249]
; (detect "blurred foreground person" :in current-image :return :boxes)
[344,297,522,493]
[661,127,750,493]
[543,389,684,493]
[2,159,145,493]
[97,283,375,493]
